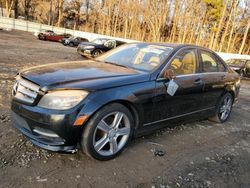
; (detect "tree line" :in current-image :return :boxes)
[1,0,250,54]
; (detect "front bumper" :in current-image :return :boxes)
[77,47,93,57]
[11,101,84,153]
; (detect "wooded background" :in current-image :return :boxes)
[1,0,250,54]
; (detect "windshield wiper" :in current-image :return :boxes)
[104,61,130,68]
[94,59,130,69]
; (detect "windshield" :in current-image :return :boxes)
[92,38,108,45]
[67,36,75,40]
[227,59,246,66]
[96,43,173,71]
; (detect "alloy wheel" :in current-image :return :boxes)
[93,112,131,156]
[219,96,232,121]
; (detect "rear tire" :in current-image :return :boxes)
[209,93,233,123]
[81,103,134,160]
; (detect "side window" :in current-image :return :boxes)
[246,61,250,68]
[216,57,227,72]
[201,51,226,72]
[170,49,197,76]
[104,40,116,48]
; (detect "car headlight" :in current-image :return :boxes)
[38,90,88,110]
[84,45,95,49]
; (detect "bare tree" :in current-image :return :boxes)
[4,0,249,54]
[0,0,4,16]
[239,19,250,54]
[212,0,229,50]
[4,0,14,17]
[57,0,64,26]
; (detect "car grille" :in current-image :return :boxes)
[12,76,40,104]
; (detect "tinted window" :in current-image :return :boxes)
[201,51,226,72]
[170,49,197,75]
[104,40,116,48]
[92,39,108,45]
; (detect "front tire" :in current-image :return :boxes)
[81,103,134,160]
[209,93,233,123]
[240,70,245,78]
[38,34,45,40]
[92,50,102,58]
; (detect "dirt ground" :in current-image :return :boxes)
[0,30,250,188]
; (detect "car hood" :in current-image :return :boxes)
[79,42,103,48]
[20,60,150,91]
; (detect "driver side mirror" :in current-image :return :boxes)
[164,69,176,80]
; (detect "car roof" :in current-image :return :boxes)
[95,38,126,42]
[127,42,212,51]
[94,38,110,40]
[226,58,249,61]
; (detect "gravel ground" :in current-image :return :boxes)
[0,30,250,188]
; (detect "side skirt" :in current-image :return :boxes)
[134,107,215,137]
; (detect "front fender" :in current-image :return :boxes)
[77,81,156,128]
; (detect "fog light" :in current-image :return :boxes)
[33,127,59,138]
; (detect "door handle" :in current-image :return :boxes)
[193,79,203,86]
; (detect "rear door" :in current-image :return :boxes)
[198,49,228,109]
[151,48,205,123]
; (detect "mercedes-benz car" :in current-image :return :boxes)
[77,38,126,57]
[11,43,240,160]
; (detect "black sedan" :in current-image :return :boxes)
[226,58,250,77]
[62,36,89,47]
[77,38,126,57]
[11,43,240,160]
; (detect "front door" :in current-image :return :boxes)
[150,48,204,124]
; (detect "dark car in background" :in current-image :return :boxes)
[62,36,89,47]
[226,58,250,77]
[11,43,240,160]
[77,38,126,57]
